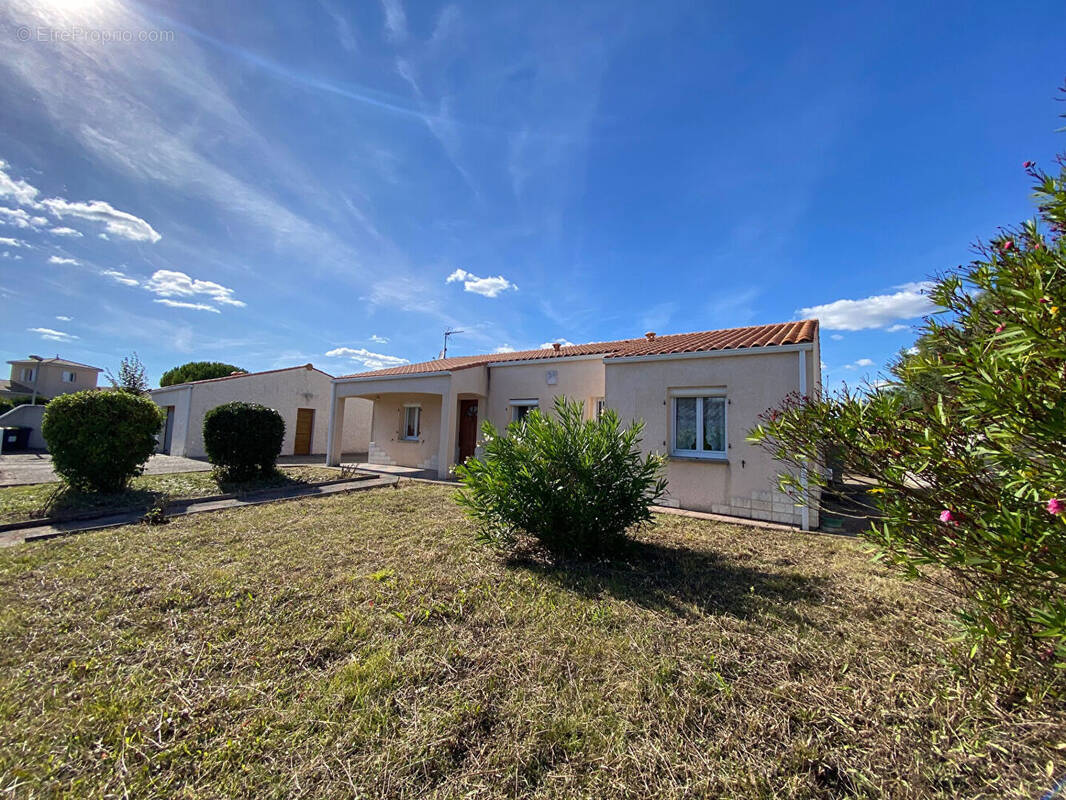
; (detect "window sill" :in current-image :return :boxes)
[669,454,729,464]
[399,437,422,443]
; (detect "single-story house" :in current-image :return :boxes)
[326,320,821,528]
[151,364,372,459]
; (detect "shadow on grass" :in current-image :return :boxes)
[36,468,322,521]
[505,538,827,621]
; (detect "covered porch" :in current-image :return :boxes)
[326,366,487,480]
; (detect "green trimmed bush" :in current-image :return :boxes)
[202,402,285,481]
[455,397,667,556]
[42,390,164,493]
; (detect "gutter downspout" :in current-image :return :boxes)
[798,349,810,531]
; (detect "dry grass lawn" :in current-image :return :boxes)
[0,482,1062,798]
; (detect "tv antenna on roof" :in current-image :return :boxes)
[441,328,464,359]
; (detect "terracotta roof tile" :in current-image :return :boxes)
[337,320,817,379]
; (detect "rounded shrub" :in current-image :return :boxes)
[202,402,285,481]
[42,390,165,493]
[455,397,667,556]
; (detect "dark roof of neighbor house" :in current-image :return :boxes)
[6,356,103,371]
[0,379,35,396]
[338,319,818,379]
[150,363,334,392]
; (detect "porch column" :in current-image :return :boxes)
[326,388,345,466]
[436,391,458,479]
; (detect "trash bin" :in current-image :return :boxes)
[1,427,31,452]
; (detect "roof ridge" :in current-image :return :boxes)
[152,363,332,390]
[336,319,818,380]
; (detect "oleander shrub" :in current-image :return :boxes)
[455,397,666,556]
[203,402,285,481]
[750,151,1066,686]
[42,390,164,493]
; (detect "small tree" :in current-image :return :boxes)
[202,402,285,481]
[42,390,164,493]
[160,361,245,387]
[749,153,1066,682]
[106,352,149,395]
[455,397,667,556]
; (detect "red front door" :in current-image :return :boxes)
[458,399,478,462]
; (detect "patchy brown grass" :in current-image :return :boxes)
[0,466,341,524]
[0,482,1061,798]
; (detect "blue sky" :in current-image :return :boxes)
[0,0,1063,388]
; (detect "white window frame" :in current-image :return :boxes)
[670,390,727,459]
[510,398,539,423]
[20,367,36,382]
[594,397,606,419]
[401,404,421,441]
[62,370,76,383]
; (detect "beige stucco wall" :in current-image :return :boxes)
[364,393,443,472]
[604,347,819,527]
[153,368,371,459]
[9,362,100,399]
[484,357,605,430]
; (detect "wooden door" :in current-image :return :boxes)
[294,408,314,456]
[458,399,478,462]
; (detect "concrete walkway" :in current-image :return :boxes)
[0,474,398,547]
[0,452,214,487]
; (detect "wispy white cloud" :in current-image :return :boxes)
[446,268,517,298]
[325,346,409,370]
[843,357,876,371]
[799,282,935,331]
[102,269,139,286]
[42,198,161,243]
[0,236,28,248]
[0,160,41,207]
[829,333,844,341]
[28,326,78,342]
[380,0,407,42]
[369,334,389,344]
[48,256,79,265]
[154,299,221,313]
[144,269,245,310]
[540,339,576,349]
[56,315,72,322]
[0,206,46,229]
[48,226,82,238]
[494,345,516,354]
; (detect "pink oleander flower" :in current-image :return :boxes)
[995,325,1005,333]
[940,510,955,524]
[1024,160,1035,169]
[993,309,1003,315]
[1048,498,1065,515]
[1039,297,1049,304]
[1000,239,1014,251]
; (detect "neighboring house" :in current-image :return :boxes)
[326,320,821,528]
[150,364,372,459]
[0,356,103,451]
[2,355,102,401]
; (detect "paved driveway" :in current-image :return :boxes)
[0,452,213,487]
